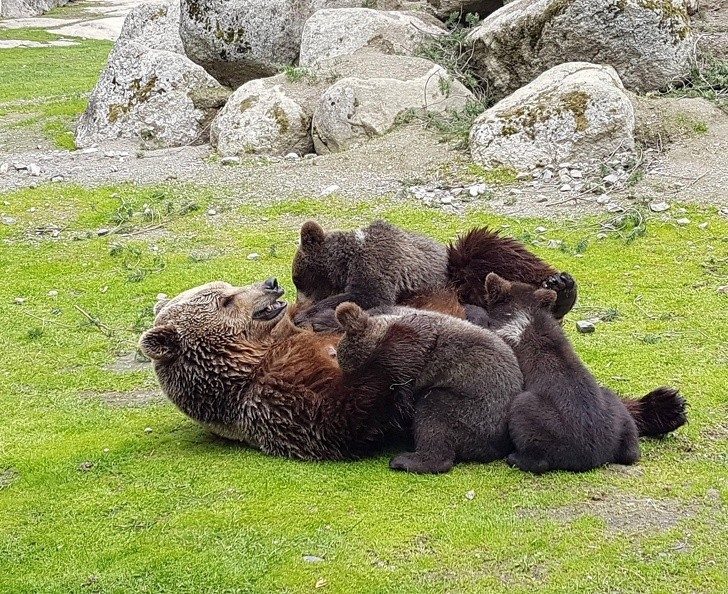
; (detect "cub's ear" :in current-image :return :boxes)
[300,221,325,250]
[485,273,511,305]
[534,288,557,308]
[139,325,180,362]
[335,302,368,334]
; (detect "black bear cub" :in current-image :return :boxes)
[483,273,685,474]
[335,302,523,474]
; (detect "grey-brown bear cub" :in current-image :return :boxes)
[482,273,686,473]
[335,302,523,474]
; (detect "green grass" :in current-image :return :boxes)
[0,29,112,149]
[1,184,726,593]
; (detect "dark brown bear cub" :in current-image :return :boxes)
[335,302,523,474]
[482,273,686,474]
[292,220,578,328]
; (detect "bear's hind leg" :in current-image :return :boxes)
[614,418,641,466]
[390,451,455,474]
[507,452,550,474]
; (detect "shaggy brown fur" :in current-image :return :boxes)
[292,220,578,328]
[336,302,523,474]
[139,279,417,461]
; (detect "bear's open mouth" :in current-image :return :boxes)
[253,300,288,321]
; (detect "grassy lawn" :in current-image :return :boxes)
[0,28,112,149]
[0,184,726,593]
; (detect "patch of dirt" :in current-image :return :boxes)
[104,350,151,373]
[520,495,698,535]
[633,97,728,206]
[0,467,20,489]
[80,387,163,407]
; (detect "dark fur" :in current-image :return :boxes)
[292,220,578,328]
[139,281,417,461]
[449,227,578,318]
[467,305,689,440]
[336,302,523,474]
[484,274,641,473]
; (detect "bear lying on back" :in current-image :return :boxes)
[335,302,523,474]
[139,278,418,461]
[481,273,687,473]
[292,220,578,328]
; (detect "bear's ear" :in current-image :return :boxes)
[300,221,325,251]
[534,288,557,308]
[154,297,171,315]
[139,325,180,362]
[485,273,511,305]
[336,302,368,334]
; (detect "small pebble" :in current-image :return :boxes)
[541,169,553,181]
[207,208,217,216]
[78,462,95,472]
[676,218,691,225]
[14,297,26,304]
[603,174,619,185]
[320,184,340,197]
[303,555,324,563]
[469,186,479,197]
[516,171,530,180]
[284,152,300,161]
[535,226,547,233]
[0,162,9,174]
[144,427,153,434]
[1,216,17,226]
[649,201,670,212]
[596,232,608,239]
[48,290,58,297]
[247,253,260,261]
[576,320,596,334]
[536,194,548,203]
[570,169,583,179]
[28,207,36,213]
[103,448,110,453]
[698,222,708,229]
[465,490,476,500]
[97,228,110,236]
[28,163,41,177]
[560,184,572,192]
[440,195,453,205]
[718,286,728,294]
[221,156,240,166]
[51,175,64,183]
[596,195,610,205]
[547,239,563,249]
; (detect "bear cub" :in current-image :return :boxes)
[483,273,644,473]
[292,220,579,330]
[335,302,523,474]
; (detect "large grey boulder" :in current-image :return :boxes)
[117,1,184,54]
[469,62,635,170]
[0,0,68,18]
[299,9,445,67]
[76,41,229,149]
[211,73,325,157]
[467,0,694,97]
[312,51,473,153]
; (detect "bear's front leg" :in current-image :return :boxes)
[543,272,578,319]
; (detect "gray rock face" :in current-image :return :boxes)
[468,0,694,97]
[299,8,445,67]
[76,41,228,149]
[211,73,325,157]
[312,51,473,153]
[0,0,68,18]
[117,1,184,54]
[469,62,635,171]
[179,0,312,88]
[426,0,502,20]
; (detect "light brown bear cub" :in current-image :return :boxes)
[335,302,523,474]
[139,278,418,461]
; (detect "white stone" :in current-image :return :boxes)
[118,1,183,53]
[440,195,453,204]
[576,320,596,333]
[0,163,9,175]
[207,208,217,215]
[76,41,226,149]
[676,217,691,225]
[649,201,670,212]
[698,222,708,229]
[312,53,472,154]
[247,253,260,260]
[321,184,340,196]
[14,297,26,304]
[300,9,444,67]
[48,290,58,296]
[560,184,572,192]
[596,194,610,204]
[28,163,41,176]
[535,226,547,233]
[468,0,694,97]
[603,173,620,185]
[470,63,635,171]
[220,156,240,165]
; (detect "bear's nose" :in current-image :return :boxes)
[264,277,279,291]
